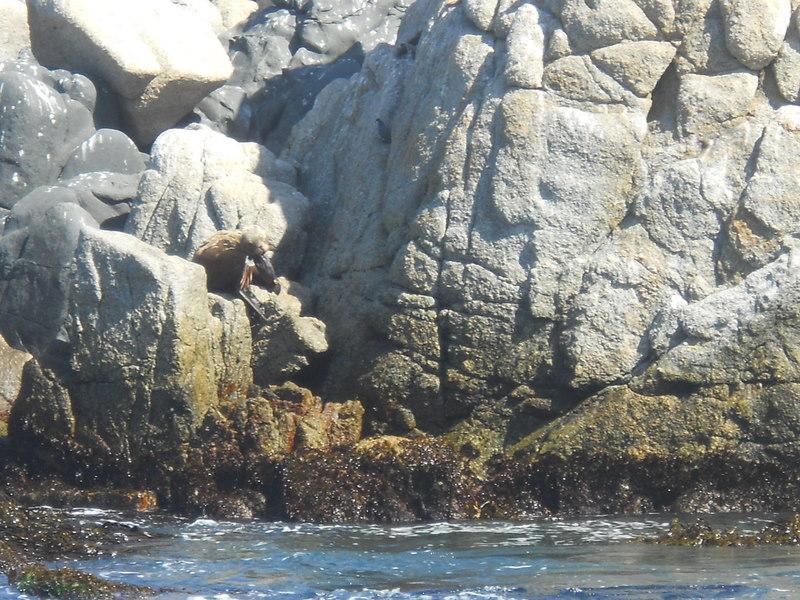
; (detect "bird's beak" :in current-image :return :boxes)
[253,252,281,294]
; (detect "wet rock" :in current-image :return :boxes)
[0,199,98,355]
[7,563,155,599]
[0,59,95,209]
[60,172,144,230]
[193,85,251,139]
[0,54,148,229]
[281,435,478,522]
[216,0,415,151]
[245,45,364,152]
[0,493,154,561]
[26,0,233,145]
[7,185,122,231]
[481,380,800,515]
[126,126,309,274]
[0,496,156,598]
[647,515,800,546]
[59,129,147,180]
[149,384,364,518]
[297,0,416,57]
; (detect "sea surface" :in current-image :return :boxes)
[2,509,800,599]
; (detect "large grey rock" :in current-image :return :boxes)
[280,0,800,438]
[26,0,233,145]
[0,0,29,62]
[126,126,309,274]
[250,282,328,386]
[171,0,224,33]
[4,216,253,466]
[590,41,676,97]
[0,58,95,208]
[677,71,759,136]
[59,129,146,180]
[673,0,742,75]
[642,244,800,389]
[774,31,800,102]
[719,0,791,70]
[559,0,659,53]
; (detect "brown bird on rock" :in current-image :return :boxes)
[192,228,281,295]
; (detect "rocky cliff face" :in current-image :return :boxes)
[284,0,800,445]
[3,0,800,518]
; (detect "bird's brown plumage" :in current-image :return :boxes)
[192,229,276,293]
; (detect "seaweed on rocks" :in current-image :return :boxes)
[0,492,157,598]
[6,563,153,600]
[645,515,800,546]
[480,449,800,518]
[280,435,481,522]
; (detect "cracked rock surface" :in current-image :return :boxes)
[283,0,800,459]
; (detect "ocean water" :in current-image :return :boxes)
[3,509,800,599]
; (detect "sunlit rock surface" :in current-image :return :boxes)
[126,125,309,275]
[282,0,800,478]
[0,0,29,63]
[26,0,233,145]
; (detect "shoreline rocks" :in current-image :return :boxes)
[3,0,800,525]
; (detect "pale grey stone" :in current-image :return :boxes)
[773,29,800,101]
[250,282,328,386]
[560,0,659,53]
[677,71,759,136]
[208,293,253,390]
[463,0,498,31]
[545,29,572,61]
[0,0,29,63]
[171,0,224,34]
[26,0,233,145]
[504,4,544,89]
[719,0,791,69]
[674,0,742,75]
[264,0,800,429]
[633,0,676,33]
[126,126,310,273]
[591,41,677,96]
[642,245,800,387]
[561,225,674,388]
